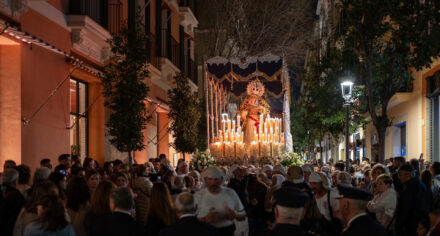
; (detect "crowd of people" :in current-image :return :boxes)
[1,154,440,236]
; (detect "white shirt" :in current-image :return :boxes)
[315,189,340,221]
[367,188,397,228]
[194,186,245,228]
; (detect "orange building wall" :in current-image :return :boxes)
[20,8,71,52]
[47,0,69,13]
[20,44,71,170]
[0,42,21,171]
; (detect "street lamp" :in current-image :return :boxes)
[341,81,353,169]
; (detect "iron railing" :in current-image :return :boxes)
[180,0,196,16]
[147,32,161,69]
[70,0,108,28]
[108,1,122,35]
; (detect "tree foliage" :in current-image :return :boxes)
[168,73,201,157]
[336,0,440,162]
[293,42,367,156]
[101,17,150,155]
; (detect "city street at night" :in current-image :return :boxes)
[1,1,440,236]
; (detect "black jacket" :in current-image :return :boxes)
[396,177,432,236]
[342,214,386,236]
[92,211,145,236]
[254,223,305,236]
[0,184,25,236]
[159,216,219,236]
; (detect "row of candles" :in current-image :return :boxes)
[213,113,284,158]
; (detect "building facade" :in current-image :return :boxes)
[0,0,198,171]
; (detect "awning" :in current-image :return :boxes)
[0,20,100,76]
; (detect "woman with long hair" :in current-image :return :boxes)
[66,177,91,236]
[85,169,101,195]
[23,195,74,236]
[84,180,116,236]
[49,172,67,200]
[145,182,176,236]
[13,181,59,236]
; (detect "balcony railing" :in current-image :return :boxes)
[147,33,161,69]
[108,1,122,35]
[188,59,197,85]
[70,0,108,28]
[180,0,196,16]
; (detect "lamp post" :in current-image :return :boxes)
[341,81,353,169]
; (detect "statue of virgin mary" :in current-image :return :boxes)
[238,79,270,146]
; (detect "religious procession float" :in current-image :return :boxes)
[203,54,294,166]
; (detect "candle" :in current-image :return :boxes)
[232,120,235,133]
[237,115,240,128]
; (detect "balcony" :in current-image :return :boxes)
[187,59,197,85]
[69,0,108,29]
[169,37,181,71]
[388,81,415,110]
[147,32,161,70]
[180,0,196,15]
[108,1,122,35]
[179,0,199,31]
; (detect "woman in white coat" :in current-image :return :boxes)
[367,174,397,231]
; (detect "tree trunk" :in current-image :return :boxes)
[377,126,386,163]
[128,151,133,187]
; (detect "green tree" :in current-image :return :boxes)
[101,16,150,165]
[337,0,440,162]
[168,73,201,159]
[293,42,367,160]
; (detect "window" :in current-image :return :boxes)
[70,79,88,159]
[393,122,407,157]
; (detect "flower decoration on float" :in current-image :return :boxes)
[279,152,304,167]
[190,150,217,172]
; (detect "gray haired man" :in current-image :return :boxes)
[160,192,219,236]
[0,168,25,236]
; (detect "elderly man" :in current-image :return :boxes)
[256,186,309,235]
[0,168,25,236]
[160,192,219,236]
[195,166,246,236]
[92,187,145,236]
[337,185,386,236]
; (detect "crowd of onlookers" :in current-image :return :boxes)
[1,154,440,236]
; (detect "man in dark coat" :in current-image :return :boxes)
[0,168,25,236]
[92,187,145,236]
[160,192,219,236]
[395,164,431,236]
[337,185,386,236]
[255,186,309,236]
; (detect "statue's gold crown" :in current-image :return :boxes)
[246,79,265,97]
